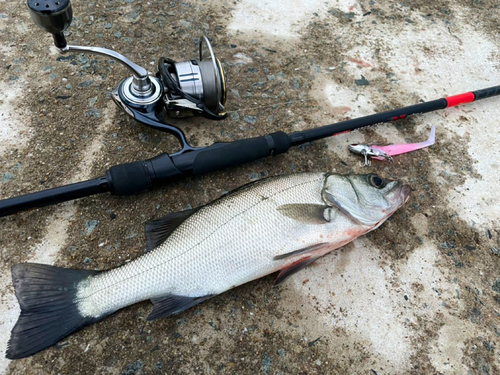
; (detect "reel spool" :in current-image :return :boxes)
[158,36,227,119]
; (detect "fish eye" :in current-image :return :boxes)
[368,174,386,189]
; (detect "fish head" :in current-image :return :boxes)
[322,174,411,227]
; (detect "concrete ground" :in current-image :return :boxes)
[1,0,499,374]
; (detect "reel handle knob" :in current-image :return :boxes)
[27,0,73,48]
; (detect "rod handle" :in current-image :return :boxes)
[190,131,290,176]
[105,131,290,195]
[106,153,184,196]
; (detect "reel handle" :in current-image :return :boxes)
[27,0,72,48]
[27,0,152,93]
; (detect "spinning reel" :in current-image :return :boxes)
[27,0,226,150]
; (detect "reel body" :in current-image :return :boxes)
[111,35,227,151]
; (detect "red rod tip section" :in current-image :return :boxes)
[445,92,475,107]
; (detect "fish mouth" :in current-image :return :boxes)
[385,182,411,210]
[391,183,411,208]
[364,182,411,230]
[400,184,412,204]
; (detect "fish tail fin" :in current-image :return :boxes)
[6,263,99,359]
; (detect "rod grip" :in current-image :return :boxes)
[106,153,184,196]
[101,132,290,196]
[190,131,290,176]
[106,161,152,195]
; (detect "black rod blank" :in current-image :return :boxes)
[0,178,109,217]
[289,98,448,146]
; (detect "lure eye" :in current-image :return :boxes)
[368,174,386,189]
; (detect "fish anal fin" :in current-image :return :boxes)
[144,209,198,252]
[273,243,328,261]
[148,294,213,321]
[277,204,330,224]
[275,256,320,286]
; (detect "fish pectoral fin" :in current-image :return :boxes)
[144,208,199,252]
[148,294,214,321]
[273,243,328,260]
[275,256,321,286]
[277,204,331,224]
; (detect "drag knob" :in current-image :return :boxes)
[27,0,73,48]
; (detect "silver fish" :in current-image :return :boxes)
[7,173,410,359]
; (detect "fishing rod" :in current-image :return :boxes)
[2,83,499,218]
[1,1,500,218]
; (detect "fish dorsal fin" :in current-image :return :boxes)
[277,204,331,224]
[148,294,213,321]
[144,209,198,252]
[275,256,321,285]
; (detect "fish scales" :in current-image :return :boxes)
[77,173,331,318]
